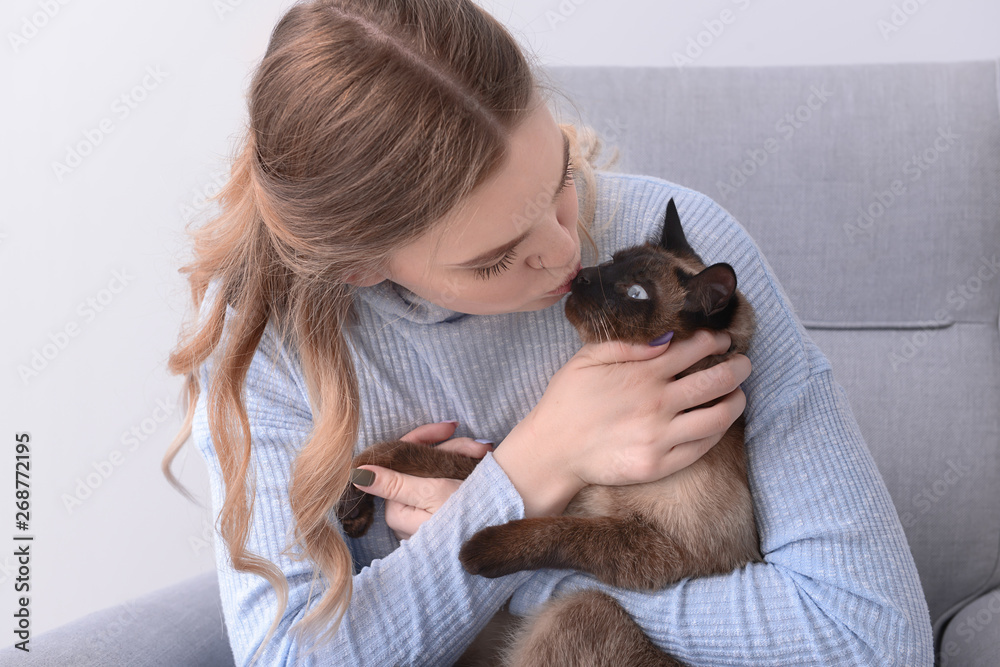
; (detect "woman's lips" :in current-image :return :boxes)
[546,261,583,295]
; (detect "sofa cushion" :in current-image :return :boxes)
[0,570,233,666]
[940,586,1000,666]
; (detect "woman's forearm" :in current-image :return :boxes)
[508,365,933,665]
[492,413,584,518]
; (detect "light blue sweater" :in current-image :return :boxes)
[192,170,934,666]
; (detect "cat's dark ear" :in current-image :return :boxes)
[682,263,737,317]
[659,198,703,262]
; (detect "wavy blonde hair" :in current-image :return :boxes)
[162,0,620,663]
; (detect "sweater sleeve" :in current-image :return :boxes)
[192,317,534,666]
[506,194,935,665]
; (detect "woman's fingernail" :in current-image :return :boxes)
[350,468,376,487]
[441,420,459,426]
[475,439,494,446]
[649,331,674,346]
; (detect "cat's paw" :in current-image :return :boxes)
[336,486,375,538]
[459,525,522,578]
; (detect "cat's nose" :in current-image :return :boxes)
[572,267,599,286]
[570,267,602,298]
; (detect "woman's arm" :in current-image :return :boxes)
[506,191,934,665]
[192,321,533,666]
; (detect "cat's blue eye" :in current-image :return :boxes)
[627,284,649,300]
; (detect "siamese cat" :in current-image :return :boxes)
[338,198,761,667]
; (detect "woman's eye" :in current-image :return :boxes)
[557,160,574,194]
[471,162,573,282]
[473,248,517,280]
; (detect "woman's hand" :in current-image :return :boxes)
[353,421,492,541]
[493,329,751,518]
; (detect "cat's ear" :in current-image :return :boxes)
[659,198,703,262]
[682,263,737,316]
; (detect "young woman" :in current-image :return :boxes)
[163,1,933,665]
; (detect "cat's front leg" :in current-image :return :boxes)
[336,440,481,537]
[460,514,688,590]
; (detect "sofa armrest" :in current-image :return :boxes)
[0,571,234,666]
[940,588,1000,666]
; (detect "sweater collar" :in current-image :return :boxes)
[353,280,470,325]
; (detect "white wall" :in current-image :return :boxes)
[1,0,996,642]
[488,0,1000,67]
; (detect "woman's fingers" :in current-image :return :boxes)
[657,386,748,473]
[397,421,492,458]
[354,466,464,541]
[352,421,490,540]
[399,421,458,445]
[650,329,735,379]
[353,465,438,509]
[437,437,493,458]
[669,353,751,410]
[353,465,462,512]
[383,501,429,541]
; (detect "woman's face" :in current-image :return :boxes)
[350,98,582,315]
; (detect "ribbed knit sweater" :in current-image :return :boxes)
[191,170,934,666]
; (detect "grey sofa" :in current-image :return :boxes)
[8,60,997,666]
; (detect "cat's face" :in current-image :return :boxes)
[565,199,753,354]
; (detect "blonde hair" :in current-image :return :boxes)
[162,0,619,663]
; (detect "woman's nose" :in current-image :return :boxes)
[531,222,575,269]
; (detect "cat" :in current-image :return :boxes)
[337,198,761,667]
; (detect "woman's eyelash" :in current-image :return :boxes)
[473,161,574,281]
[474,248,517,280]
[558,159,575,194]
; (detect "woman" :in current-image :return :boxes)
[163,0,933,665]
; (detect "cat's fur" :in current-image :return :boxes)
[337,198,761,666]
